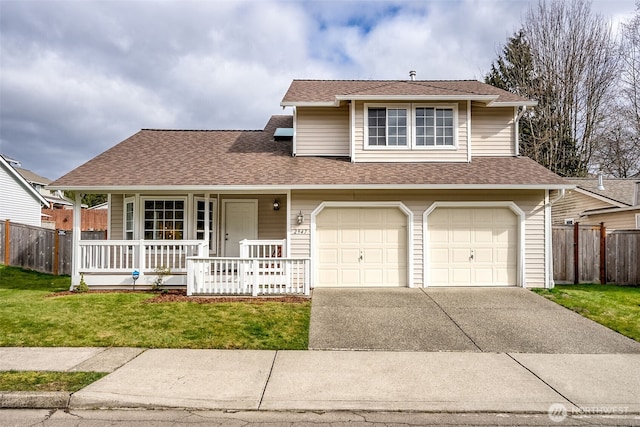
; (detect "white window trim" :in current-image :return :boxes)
[364,103,458,150]
[363,103,411,150]
[412,103,459,150]
[140,196,188,241]
[636,213,640,229]
[194,196,218,254]
[123,196,135,240]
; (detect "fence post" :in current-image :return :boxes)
[4,219,9,266]
[573,221,579,284]
[599,222,606,285]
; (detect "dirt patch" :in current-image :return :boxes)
[46,289,309,304]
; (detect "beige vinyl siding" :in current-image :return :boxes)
[295,105,350,156]
[353,101,468,162]
[471,105,515,156]
[582,210,640,230]
[219,194,286,241]
[290,189,547,288]
[550,190,617,225]
[110,194,124,239]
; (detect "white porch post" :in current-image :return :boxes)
[204,193,210,254]
[71,192,82,289]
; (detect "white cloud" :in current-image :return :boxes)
[0,0,636,180]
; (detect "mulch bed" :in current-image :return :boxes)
[46,289,309,304]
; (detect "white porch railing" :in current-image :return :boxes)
[239,239,287,258]
[78,240,208,274]
[187,257,310,296]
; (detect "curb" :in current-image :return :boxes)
[0,391,70,409]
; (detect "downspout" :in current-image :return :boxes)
[545,188,566,289]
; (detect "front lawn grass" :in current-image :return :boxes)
[0,266,310,349]
[0,371,106,392]
[533,284,640,342]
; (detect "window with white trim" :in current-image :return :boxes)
[365,103,457,149]
[366,105,409,147]
[415,107,454,146]
[124,198,134,240]
[143,199,185,240]
[194,198,217,252]
[636,213,640,229]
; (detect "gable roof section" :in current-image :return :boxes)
[567,178,638,207]
[50,115,569,191]
[15,167,51,186]
[281,80,536,107]
[0,156,49,206]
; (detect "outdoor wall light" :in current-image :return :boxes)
[297,211,304,225]
[273,199,280,211]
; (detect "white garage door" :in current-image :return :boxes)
[428,208,517,286]
[316,207,407,287]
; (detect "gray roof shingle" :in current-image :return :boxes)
[281,80,534,105]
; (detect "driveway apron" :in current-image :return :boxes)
[308,287,640,353]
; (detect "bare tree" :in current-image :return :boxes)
[522,0,620,176]
[594,2,640,177]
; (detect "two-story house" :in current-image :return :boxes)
[49,78,571,294]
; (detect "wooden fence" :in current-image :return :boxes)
[0,220,105,276]
[553,224,640,285]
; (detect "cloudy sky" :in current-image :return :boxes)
[0,0,636,181]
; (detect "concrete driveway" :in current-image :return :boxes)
[309,287,640,353]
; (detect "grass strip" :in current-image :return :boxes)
[533,284,640,342]
[0,371,106,392]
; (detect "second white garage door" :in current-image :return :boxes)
[428,207,518,287]
[316,207,407,287]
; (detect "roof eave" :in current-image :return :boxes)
[282,96,535,107]
[48,183,575,192]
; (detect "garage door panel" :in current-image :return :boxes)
[364,248,383,263]
[316,207,407,287]
[473,229,493,243]
[474,248,494,263]
[428,207,517,287]
[362,229,383,244]
[318,248,338,264]
[340,229,360,244]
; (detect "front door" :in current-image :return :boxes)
[223,200,258,256]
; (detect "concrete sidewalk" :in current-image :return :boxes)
[1,347,639,414]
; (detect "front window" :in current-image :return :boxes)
[144,200,184,240]
[415,107,454,146]
[124,199,134,240]
[367,107,408,147]
[365,103,457,149]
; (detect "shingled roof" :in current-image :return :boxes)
[567,178,639,206]
[281,80,535,106]
[50,115,569,191]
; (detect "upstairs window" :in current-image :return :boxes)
[367,107,408,147]
[365,103,457,149]
[415,107,454,146]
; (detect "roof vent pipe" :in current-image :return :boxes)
[597,172,605,191]
[409,70,416,81]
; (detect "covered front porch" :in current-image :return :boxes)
[70,192,310,296]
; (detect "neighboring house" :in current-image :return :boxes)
[10,162,108,231]
[551,176,640,229]
[0,155,49,227]
[13,165,74,209]
[49,77,572,293]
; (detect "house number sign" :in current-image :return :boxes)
[291,229,309,235]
